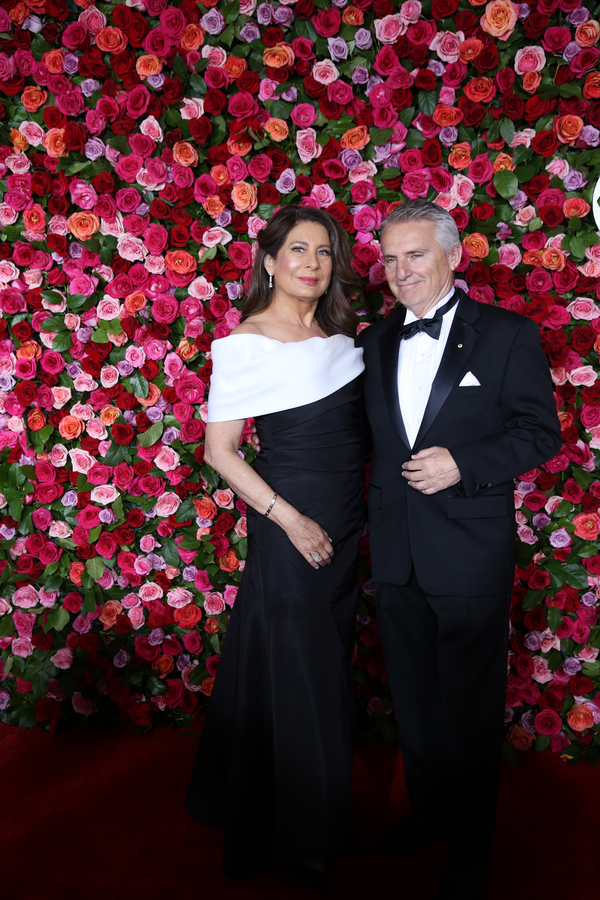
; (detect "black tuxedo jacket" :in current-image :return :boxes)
[357,289,563,596]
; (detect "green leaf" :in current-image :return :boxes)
[487,119,502,144]
[522,589,545,611]
[494,170,519,200]
[48,605,70,633]
[146,675,168,696]
[137,421,164,448]
[8,497,23,521]
[535,734,551,751]
[174,496,197,522]
[85,557,106,581]
[161,537,182,568]
[129,370,149,399]
[83,590,97,614]
[562,563,589,590]
[546,606,563,632]
[382,167,400,180]
[67,293,89,310]
[52,332,73,353]
[43,574,64,594]
[92,328,110,344]
[417,89,439,118]
[369,127,393,146]
[569,235,586,259]
[499,119,515,145]
[224,0,240,23]
[41,315,67,332]
[103,442,129,466]
[0,616,15,637]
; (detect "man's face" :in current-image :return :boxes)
[381,220,462,318]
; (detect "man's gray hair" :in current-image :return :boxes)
[380,199,461,254]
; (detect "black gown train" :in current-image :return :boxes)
[186,375,365,873]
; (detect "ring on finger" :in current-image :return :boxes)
[310,552,321,563]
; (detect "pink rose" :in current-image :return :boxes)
[154,446,180,472]
[214,489,235,509]
[290,103,318,128]
[430,30,464,63]
[166,588,194,609]
[311,60,339,85]
[497,244,522,269]
[374,14,407,44]
[90,484,119,505]
[514,45,546,74]
[155,492,182,517]
[567,366,597,387]
[12,637,34,658]
[296,128,322,164]
[566,298,600,321]
[51,648,74,669]
[204,592,225,615]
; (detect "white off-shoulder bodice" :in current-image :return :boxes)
[207,333,364,422]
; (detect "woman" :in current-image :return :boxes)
[185,207,365,892]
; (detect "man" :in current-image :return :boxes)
[357,200,562,900]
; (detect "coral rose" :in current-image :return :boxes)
[567,706,594,732]
[448,143,472,170]
[181,24,205,52]
[340,125,370,151]
[564,198,590,219]
[136,54,163,78]
[42,128,67,158]
[95,26,128,53]
[554,115,584,146]
[575,19,600,48]
[264,118,289,142]
[263,43,295,67]
[480,0,519,41]
[541,248,566,271]
[583,72,600,99]
[58,415,85,440]
[492,152,515,172]
[67,212,100,241]
[506,724,534,750]
[21,86,47,113]
[463,233,489,260]
[230,181,257,213]
[172,141,198,167]
[463,77,496,103]
[164,249,197,275]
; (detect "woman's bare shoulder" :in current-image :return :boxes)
[230,315,271,337]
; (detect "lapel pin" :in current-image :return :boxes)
[458,343,463,348]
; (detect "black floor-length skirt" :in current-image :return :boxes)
[186,377,365,872]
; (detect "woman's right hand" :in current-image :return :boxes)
[283,513,333,570]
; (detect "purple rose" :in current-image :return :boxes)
[276,168,296,194]
[328,37,348,61]
[239,23,260,42]
[354,28,373,50]
[201,8,225,34]
[257,3,273,25]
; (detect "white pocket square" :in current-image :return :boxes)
[459,372,481,387]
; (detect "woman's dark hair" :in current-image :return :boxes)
[242,206,359,337]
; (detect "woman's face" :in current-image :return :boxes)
[265,222,332,306]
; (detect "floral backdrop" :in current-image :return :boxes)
[0,0,600,764]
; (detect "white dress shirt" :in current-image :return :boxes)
[398,288,457,447]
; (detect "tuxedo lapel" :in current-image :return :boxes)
[413,292,481,448]
[380,309,410,448]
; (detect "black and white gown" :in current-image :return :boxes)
[185,333,365,873]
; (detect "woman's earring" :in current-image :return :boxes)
[268,272,273,289]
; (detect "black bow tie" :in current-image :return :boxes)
[398,293,459,341]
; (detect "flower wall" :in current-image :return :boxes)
[0,0,600,761]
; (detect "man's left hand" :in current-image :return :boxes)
[402,446,461,495]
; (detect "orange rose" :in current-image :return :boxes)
[176,338,197,361]
[522,71,541,94]
[342,5,364,25]
[181,23,205,53]
[164,248,197,275]
[432,105,464,127]
[264,117,289,142]
[567,705,595,732]
[22,204,46,233]
[227,136,253,157]
[123,291,147,314]
[174,604,203,629]
[27,408,46,431]
[136,382,162,407]
[262,43,295,68]
[203,195,226,219]
[463,76,496,103]
[67,211,100,241]
[69,561,85,586]
[467,0,487,6]
[10,128,28,151]
[41,49,65,74]
[152,654,175,678]
[99,599,122,629]
[217,549,240,572]
[340,125,370,150]
[506,724,534,751]
[230,180,258,213]
[480,0,519,40]
[573,512,600,540]
[201,676,215,696]
[563,197,591,219]
[463,233,489,259]
[541,247,566,271]
[523,250,544,267]
[21,86,47,113]
[575,19,600,48]
[492,152,515,172]
[100,406,121,426]
[95,26,128,54]
[172,141,198,167]
[42,128,67,158]
[210,164,230,186]
[136,54,163,78]
[458,38,483,62]
[16,340,41,360]
[554,115,584,145]
[194,496,218,519]
[9,1,28,25]
[58,415,85,440]
[448,142,472,170]
[224,54,247,80]
[583,72,600,99]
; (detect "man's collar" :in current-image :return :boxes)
[404,287,455,325]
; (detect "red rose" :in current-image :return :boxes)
[534,709,562,735]
[569,675,595,696]
[539,206,565,228]
[295,0,315,16]
[524,12,549,38]
[257,184,281,204]
[527,568,551,589]
[304,74,327,98]
[113,525,135,546]
[213,512,236,534]
[431,0,459,19]
[162,76,184,105]
[263,26,284,46]
[112,423,135,445]
[124,12,150,46]
[415,70,437,91]
[524,97,556,124]
[79,48,108,80]
[312,8,341,37]
[531,130,559,157]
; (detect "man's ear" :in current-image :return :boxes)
[449,244,462,272]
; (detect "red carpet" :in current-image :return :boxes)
[1,723,598,900]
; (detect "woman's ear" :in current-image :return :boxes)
[264,254,274,276]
